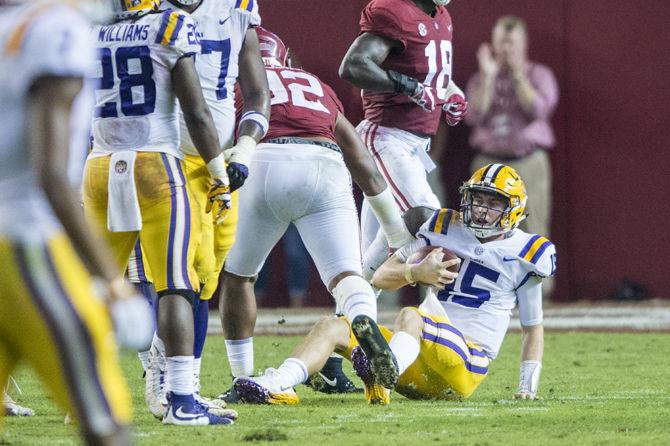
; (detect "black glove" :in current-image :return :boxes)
[226,162,249,192]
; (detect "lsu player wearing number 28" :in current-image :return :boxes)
[137,0,269,419]
[240,164,554,405]
[83,0,235,426]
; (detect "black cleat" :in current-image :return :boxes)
[306,356,362,394]
[216,385,242,404]
[350,315,399,389]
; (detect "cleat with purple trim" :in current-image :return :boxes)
[350,315,399,389]
[351,347,390,405]
[162,393,234,426]
[233,369,300,405]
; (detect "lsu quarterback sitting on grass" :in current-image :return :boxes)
[233,164,555,404]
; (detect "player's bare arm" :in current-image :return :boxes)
[514,276,545,400]
[30,76,122,291]
[30,75,152,349]
[334,112,386,195]
[172,56,231,222]
[371,251,458,290]
[172,57,222,163]
[226,27,271,191]
[237,28,271,142]
[339,32,399,92]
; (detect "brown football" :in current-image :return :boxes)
[406,245,460,273]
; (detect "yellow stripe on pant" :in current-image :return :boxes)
[83,152,200,295]
[183,155,239,300]
[340,308,489,400]
[0,234,131,433]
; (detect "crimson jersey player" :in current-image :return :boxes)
[262,66,344,141]
[339,0,467,278]
[221,27,414,403]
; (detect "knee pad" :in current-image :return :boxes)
[156,289,198,308]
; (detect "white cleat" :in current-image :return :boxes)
[3,392,34,417]
[145,343,167,419]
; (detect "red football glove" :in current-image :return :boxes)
[443,94,468,126]
[408,84,439,112]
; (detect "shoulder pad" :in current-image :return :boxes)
[154,10,190,47]
[518,234,556,277]
[234,0,256,13]
[426,208,458,236]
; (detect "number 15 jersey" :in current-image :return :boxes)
[398,209,556,359]
[90,11,200,159]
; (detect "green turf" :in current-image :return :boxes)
[2,332,669,445]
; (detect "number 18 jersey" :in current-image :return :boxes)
[398,209,556,359]
[90,11,200,159]
[359,0,453,135]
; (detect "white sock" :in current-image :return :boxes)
[225,337,254,377]
[333,275,377,322]
[138,350,150,372]
[193,358,202,392]
[167,356,194,396]
[389,331,420,376]
[275,358,309,389]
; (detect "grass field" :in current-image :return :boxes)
[2,331,669,445]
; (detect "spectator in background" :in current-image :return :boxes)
[466,16,558,243]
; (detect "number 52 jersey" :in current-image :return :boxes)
[90,10,200,159]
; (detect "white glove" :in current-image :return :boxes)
[110,295,154,350]
[223,135,256,168]
[514,360,542,400]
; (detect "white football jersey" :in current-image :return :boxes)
[397,209,556,359]
[89,10,200,159]
[161,0,261,155]
[0,2,93,239]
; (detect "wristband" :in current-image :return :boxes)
[518,360,542,395]
[388,70,420,95]
[238,111,269,138]
[403,263,417,285]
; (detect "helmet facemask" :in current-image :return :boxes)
[172,0,200,6]
[460,186,519,238]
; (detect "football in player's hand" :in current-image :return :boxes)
[406,246,460,273]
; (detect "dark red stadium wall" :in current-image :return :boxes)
[258,1,670,302]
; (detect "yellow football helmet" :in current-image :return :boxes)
[112,0,160,12]
[459,163,527,238]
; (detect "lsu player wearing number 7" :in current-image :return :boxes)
[136,0,269,418]
[238,165,554,404]
[83,0,235,426]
